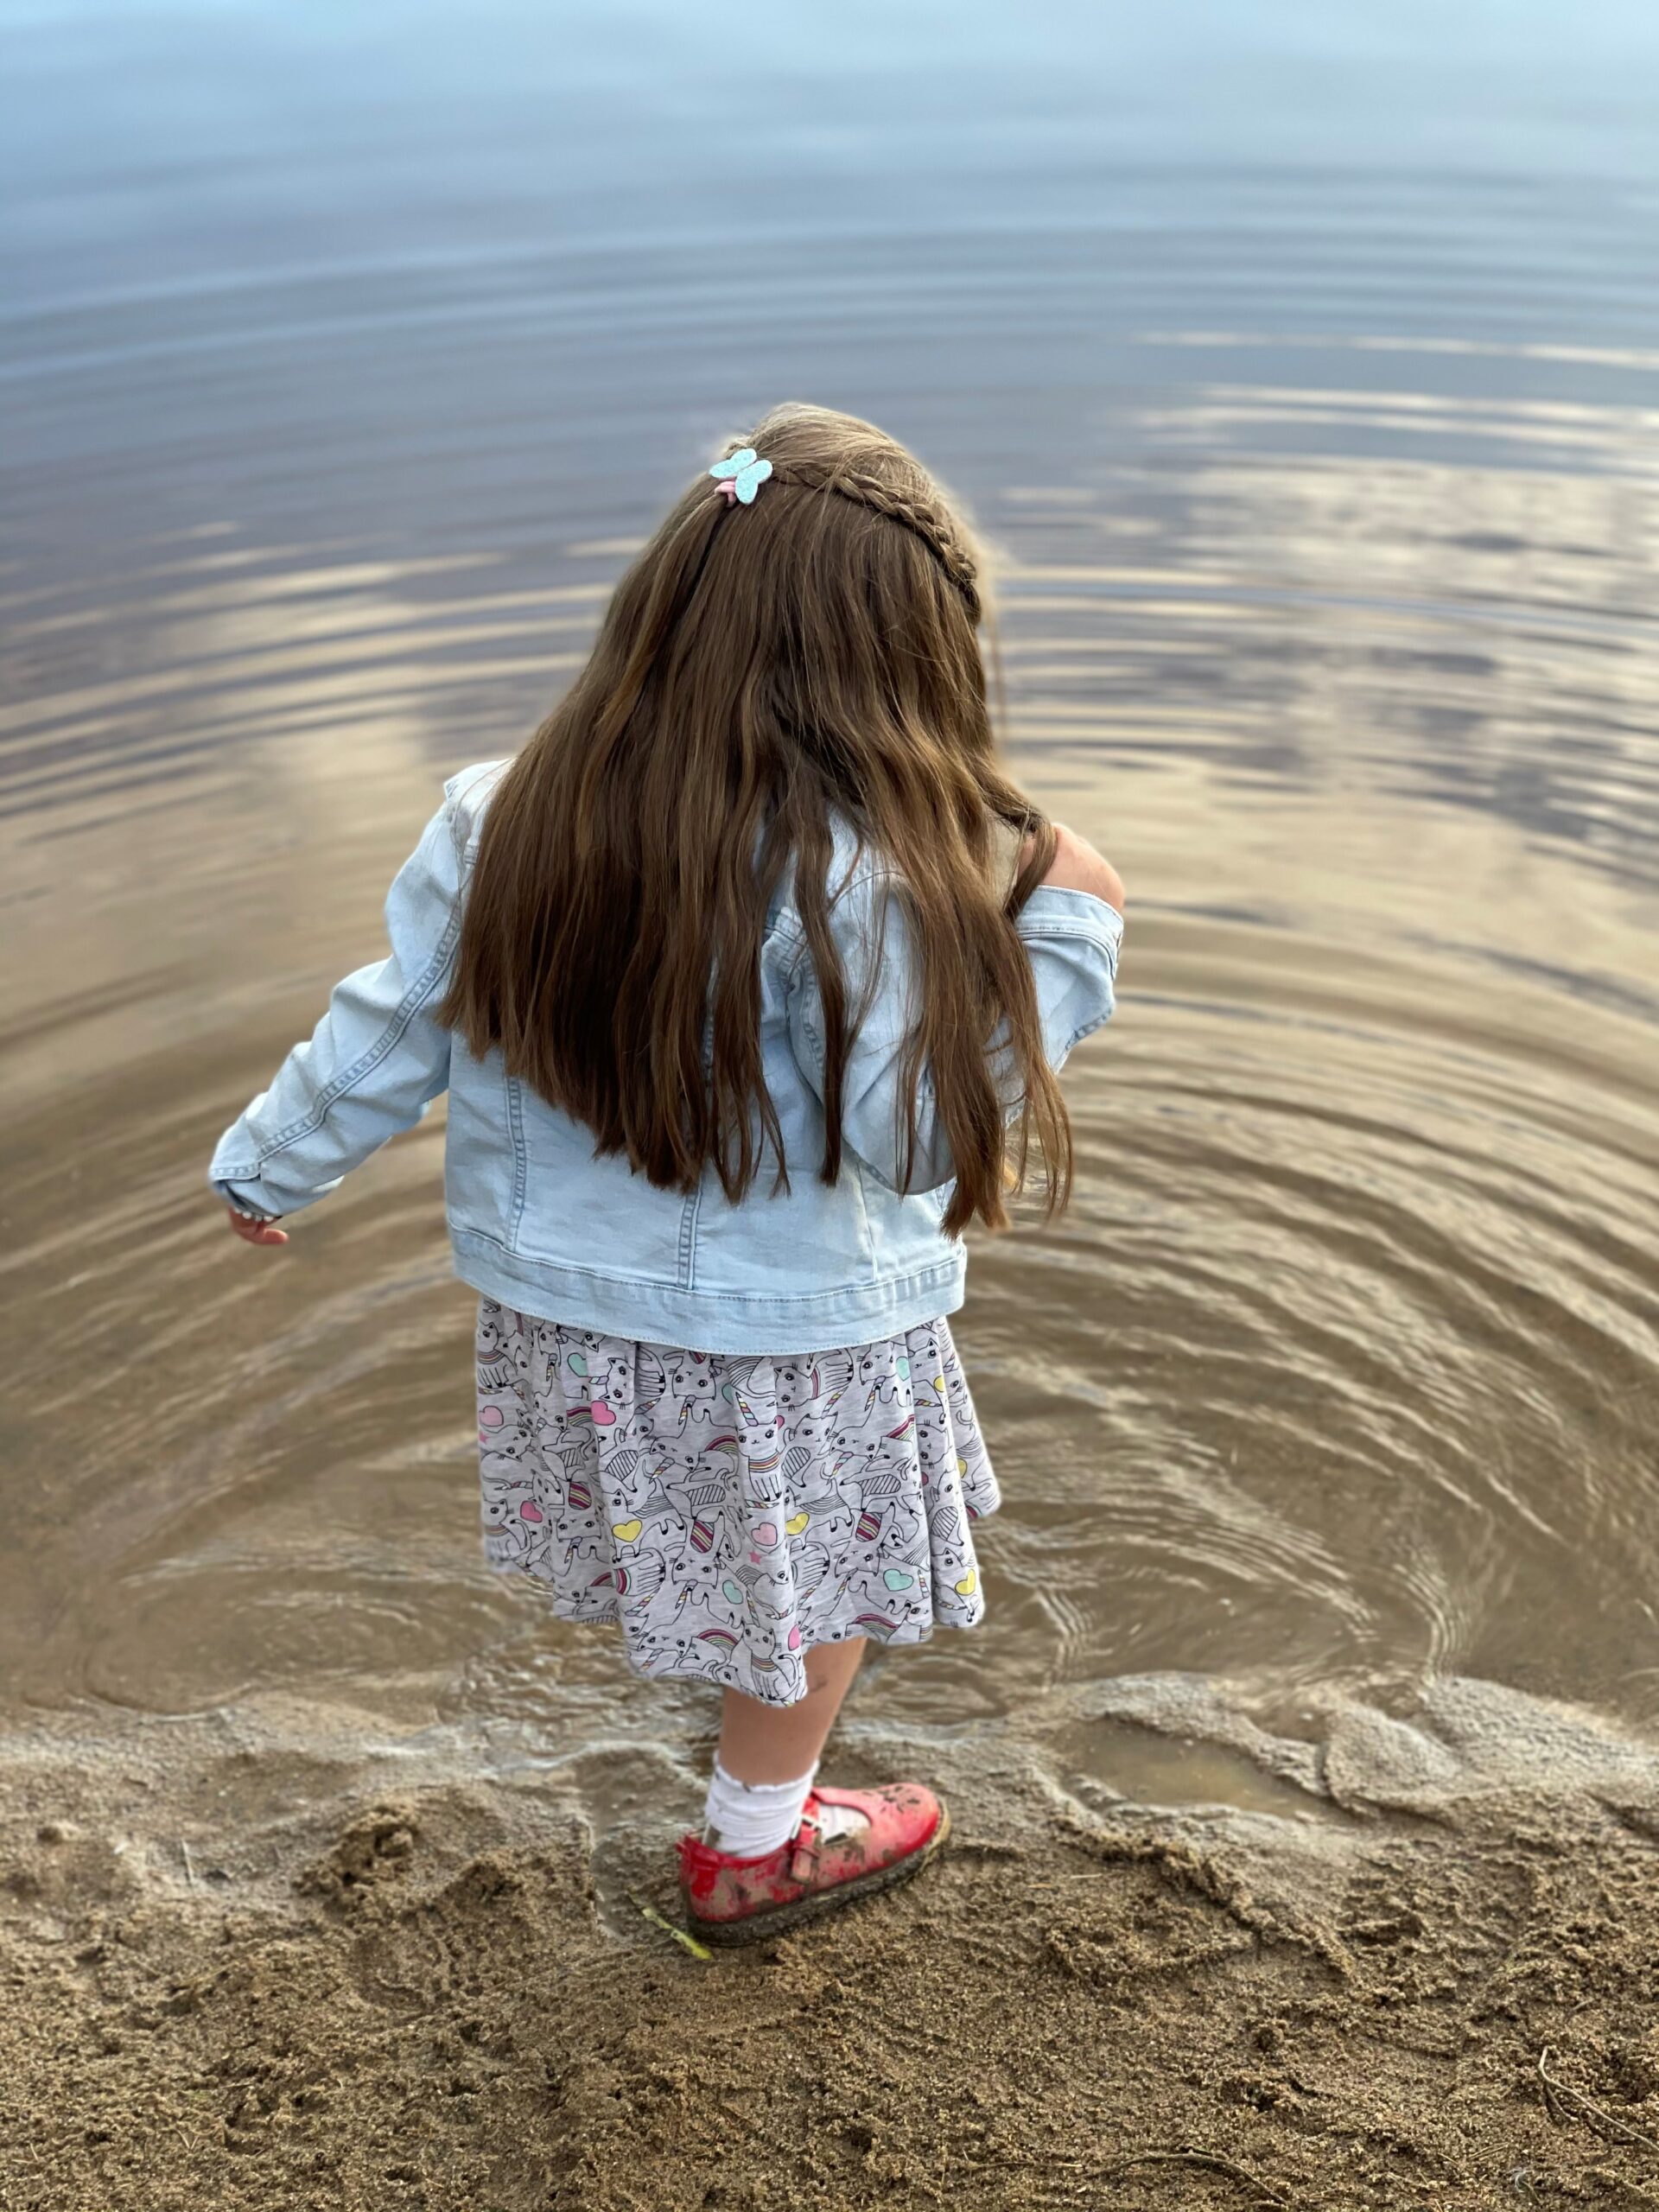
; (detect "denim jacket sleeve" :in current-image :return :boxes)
[785,868,1123,1195]
[207,785,469,1218]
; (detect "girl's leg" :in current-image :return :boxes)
[680,1635,947,1938]
[699,1637,868,1856]
[717,1635,867,1783]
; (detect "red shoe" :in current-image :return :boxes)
[677,1783,950,1947]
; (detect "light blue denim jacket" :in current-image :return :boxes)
[209,761,1123,1353]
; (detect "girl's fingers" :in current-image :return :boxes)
[226,1206,289,1246]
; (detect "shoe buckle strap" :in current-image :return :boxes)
[788,1815,822,1885]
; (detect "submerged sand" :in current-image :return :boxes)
[6,1676,1659,2209]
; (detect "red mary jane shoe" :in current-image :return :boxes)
[677,1782,950,1947]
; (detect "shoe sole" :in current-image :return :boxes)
[687,1800,952,1949]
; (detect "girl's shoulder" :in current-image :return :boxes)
[442,757,512,845]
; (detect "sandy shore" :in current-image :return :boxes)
[5,1680,1659,2210]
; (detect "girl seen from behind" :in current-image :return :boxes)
[210,403,1125,1943]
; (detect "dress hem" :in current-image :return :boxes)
[487,1549,992,1707]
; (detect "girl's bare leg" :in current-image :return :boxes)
[715,1636,868,1784]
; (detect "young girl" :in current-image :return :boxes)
[209,404,1125,1945]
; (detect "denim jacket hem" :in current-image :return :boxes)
[449,1225,968,1357]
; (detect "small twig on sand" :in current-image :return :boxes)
[1100,2146,1289,2205]
[627,1890,711,1961]
[1538,2048,1659,2156]
[179,1839,197,1889]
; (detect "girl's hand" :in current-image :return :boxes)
[1024,823,1127,913]
[226,1205,289,1247]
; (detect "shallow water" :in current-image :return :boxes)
[4,4,1659,1799]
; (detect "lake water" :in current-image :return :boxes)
[4,1,1659,1802]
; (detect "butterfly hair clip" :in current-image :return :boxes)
[709,447,773,506]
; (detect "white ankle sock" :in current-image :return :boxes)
[701,1757,872,1856]
[702,1757,817,1858]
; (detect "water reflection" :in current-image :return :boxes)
[3,6,1658,1796]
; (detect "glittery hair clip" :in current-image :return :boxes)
[709,447,773,506]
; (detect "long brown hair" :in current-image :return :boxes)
[441,401,1071,1237]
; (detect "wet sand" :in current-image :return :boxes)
[10,1675,1659,2209]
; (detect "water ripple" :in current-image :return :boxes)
[3,83,1658,1770]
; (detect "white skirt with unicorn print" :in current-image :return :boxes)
[474,1300,1000,1708]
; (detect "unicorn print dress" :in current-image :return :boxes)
[474,1300,1000,1707]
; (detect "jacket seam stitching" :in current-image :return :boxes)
[241,905,461,1166]
[852,1162,879,1284]
[1061,1008,1115,1054]
[677,1182,702,1291]
[505,1071,529,1248]
[1016,919,1122,947]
